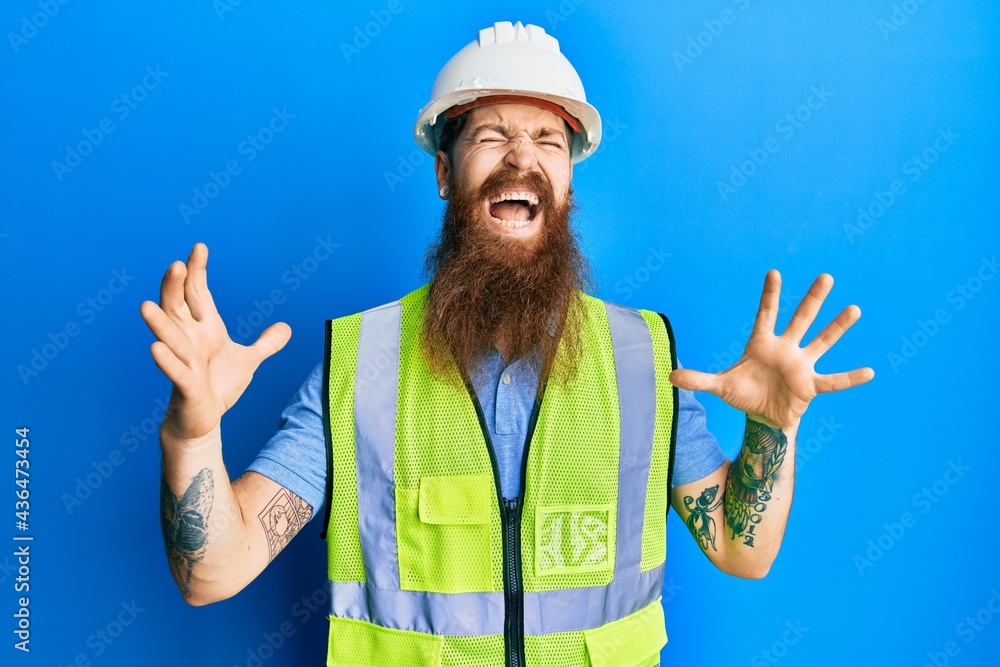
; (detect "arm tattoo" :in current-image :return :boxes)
[161,468,214,597]
[258,488,312,562]
[725,418,788,547]
[683,484,724,551]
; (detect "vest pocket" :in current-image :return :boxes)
[582,600,666,667]
[397,475,494,593]
[327,615,443,666]
[419,474,492,524]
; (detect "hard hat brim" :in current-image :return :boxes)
[414,89,602,164]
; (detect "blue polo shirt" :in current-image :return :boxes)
[247,353,726,514]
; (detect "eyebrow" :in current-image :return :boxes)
[468,123,569,143]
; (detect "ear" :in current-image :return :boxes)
[434,151,450,199]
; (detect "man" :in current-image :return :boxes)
[141,21,873,666]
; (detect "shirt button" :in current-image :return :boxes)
[501,374,511,385]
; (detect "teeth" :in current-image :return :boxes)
[488,190,539,206]
[494,218,532,228]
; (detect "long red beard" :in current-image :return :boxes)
[422,169,590,388]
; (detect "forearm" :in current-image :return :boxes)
[160,423,254,604]
[719,415,796,578]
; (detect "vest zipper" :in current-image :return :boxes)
[504,498,525,667]
[462,372,545,667]
[465,392,526,667]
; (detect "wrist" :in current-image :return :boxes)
[747,413,797,432]
[160,420,221,454]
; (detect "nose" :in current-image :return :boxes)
[503,136,539,172]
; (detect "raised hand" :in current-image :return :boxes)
[139,243,291,443]
[669,270,874,428]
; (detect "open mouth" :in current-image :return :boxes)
[487,190,540,229]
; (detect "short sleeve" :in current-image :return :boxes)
[245,362,328,516]
[670,359,727,487]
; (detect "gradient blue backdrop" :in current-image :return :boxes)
[3,1,998,665]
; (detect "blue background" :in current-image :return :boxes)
[2,1,998,665]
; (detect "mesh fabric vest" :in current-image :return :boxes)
[321,285,677,667]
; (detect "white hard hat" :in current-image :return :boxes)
[414,21,602,164]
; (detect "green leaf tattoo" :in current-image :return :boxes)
[725,419,788,547]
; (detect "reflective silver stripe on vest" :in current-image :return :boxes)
[329,564,665,636]
[523,564,665,635]
[604,302,657,580]
[330,581,505,636]
[354,300,403,591]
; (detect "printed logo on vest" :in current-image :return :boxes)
[535,504,616,576]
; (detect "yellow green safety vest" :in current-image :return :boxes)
[321,285,677,667]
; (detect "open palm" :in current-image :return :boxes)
[669,271,874,428]
[139,243,291,443]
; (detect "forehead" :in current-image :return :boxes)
[461,103,568,134]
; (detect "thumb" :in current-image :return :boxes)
[249,322,292,364]
[669,368,720,394]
